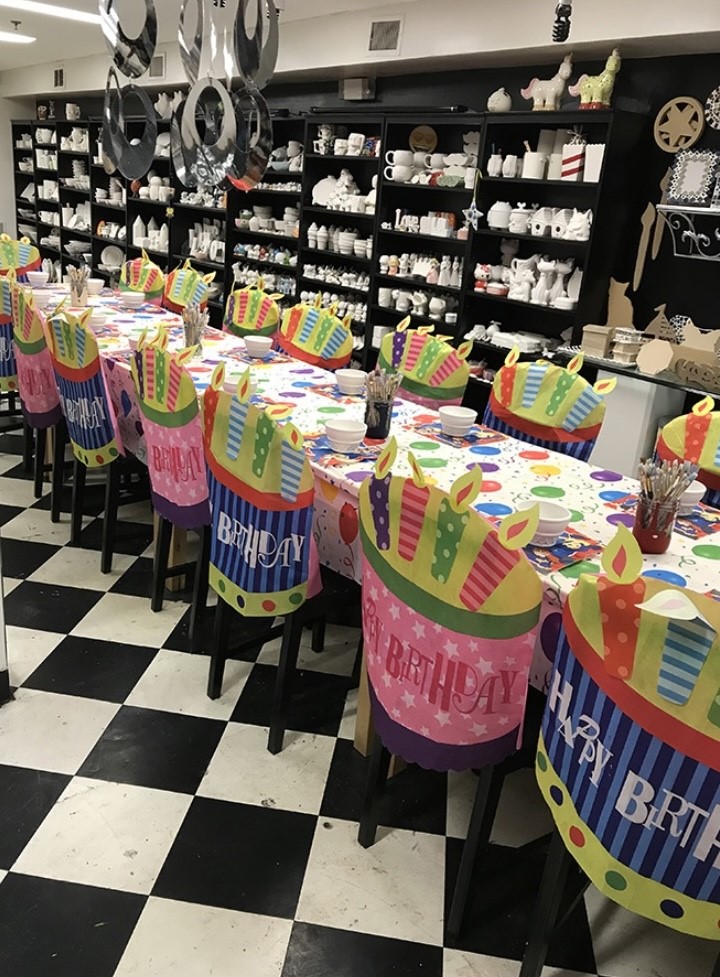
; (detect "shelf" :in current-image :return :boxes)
[479,177,597,190]
[174,202,226,216]
[61,227,91,238]
[229,227,299,244]
[378,228,467,248]
[126,244,169,261]
[38,244,61,255]
[60,186,91,196]
[553,347,718,400]
[35,167,58,173]
[16,198,35,207]
[303,205,375,221]
[484,109,614,126]
[304,153,380,163]
[92,200,126,211]
[471,339,540,360]
[300,245,371,266]
[93,234,125,244]
[172,253,225,272]
[59,148,90,157]
[232,253,298,271]
[375,271,462,294]
[247,186,303,196]
[382,181,472,195]
[370,305,443,327]
[127,197,172,208]
[37,220,60,229]
[465,290,575,316]
[299,275,369,295]
[14,170,33,177]
[473,228,589,250]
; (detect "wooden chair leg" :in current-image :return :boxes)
[712,949,720,977]
[22,419,33,472]
[189,524,211,652]
[50,423,66,523]
[267,612,305,755]
[311,616,326,653]
[447,765,503,940]
[358,732,391,848]
[351,634,364,687]
[33,427,46,499]
[151,516,173,612]
[70,457,86,546]
[101,460,120,574]
[518,830,573,977]
[207,598,232,699]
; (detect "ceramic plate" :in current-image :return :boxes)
[312,176,337,206]
[409,125,438,153]
[101,245,124,267]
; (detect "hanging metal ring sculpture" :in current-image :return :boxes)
[102,66,157,180]
[100,0,158,79]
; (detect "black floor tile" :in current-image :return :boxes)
[164,607,274,658]
[0,503,22,527]
[0,873,145,977]
[109,556,192,603]
[444,837,596,973]
[281,922,443,977]
[31,482,106,517]
[0,765,70,869]
[3,581,103,632]
[321,738,447,835]
[153,796,316,917]
[78,518,153,556]
[0,460,33,481]
[0,537,60,579]
[231,662,350,736]
[77,705,225,793]
[22,635,158,702]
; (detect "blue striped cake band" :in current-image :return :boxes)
[482,404,595,462]
[280,450,305,502]
[657,619,714,705]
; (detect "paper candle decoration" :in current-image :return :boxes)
[163,260,214,313]
[253,411,276,478]
[432,466,483,583]
[279,295,352,368]
[637,591,717,706]
[0,234,41,280]
[226,371,251,461]
[562,377,617,432]
[398,454,431,562]
[74,322,86,364]
[223,279,282,339]
[459,505,539,610]
[121,250,164,301]
[280,423,305,503]
[521,362,549,409]
[500,347,520,405]
[685,396,714,463]
[546,352,583,417]
[368,439,397,551]
[391,319,410,367]
[428,343,470,387]
[404,330,430,372]
[597,526,646,679]
[323,319,351,359]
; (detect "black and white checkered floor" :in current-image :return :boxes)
[0,430,717,977]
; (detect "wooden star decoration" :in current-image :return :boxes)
[654,97,705,153]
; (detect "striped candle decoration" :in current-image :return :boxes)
[546,370,578,418]
[398,455,430,562]
[74,322,86,365]
[428,350,462,388]
[657,617,715,705]
[252,412,275,478]
[284,306,304,341]
[460,533,519,610]
[562,386,603,432]
[280,424,305,503]
[404,331,427,372]
[146,348,156,401]
[298,307,320,344]
[134,351,145,401]
[166,359,182,411]
[226,397,249,461]
[51,319,65,357]
[323,323,348,359]
[685,397,714,463]
[521,363,550,409]
[313,312,334,352]
[155,349,167,402]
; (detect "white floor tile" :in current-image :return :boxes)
[0,452,22,474]
[198,723,336,814]
[0,869,6,886]
[71,593,189,647]
[5,625,64,686]
[296,816,445,946]
[257,622,360,677]
[114,499,154,524]
[336,686,359,741]
[1,577,22,596]
[113,896,292,977]
[0,475,38,506]
[0,688,118,773]
[447,768,554,846]
[585,885,718,977]
[443,948,593,977]
[13,777,191,894]
[28,546,137,591]
[126,648,251,720]
[0,505,90,544]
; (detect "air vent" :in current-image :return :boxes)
[52,65,64,90]
[149,53,166,79]
[368,19,401,53]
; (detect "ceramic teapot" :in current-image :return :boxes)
[487,201,512,230]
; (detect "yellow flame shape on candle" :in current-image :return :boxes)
[568,352,584,375]
[265,404,295,420]
[313,293,323,309]
[594,376,617,396]
[284,422,304,451]
[374,437,397,479]
[449,465,483,511]
[693,395,715,417]
[498,504,540,550]
[396,317,411,333]
[407,452,426,489]
[505,347,520,368]
[417,325,435,335]
[457,341,473,361]
[235,370,251,404]
[210,363,226,391]
[175,346,197,365]
[601,525,642,584]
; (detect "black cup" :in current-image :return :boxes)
[365,401,391,439]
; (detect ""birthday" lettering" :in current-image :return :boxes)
[151,444,203,483]
[216,511,304,570]
[0,336,12,362]
[59,393,107,429]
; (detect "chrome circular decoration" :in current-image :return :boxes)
[227,83,272,190]
[103,66,157,180]
[173,79,238,188]
[234,0,278,90]
[178,0,204,86]
[99,0,157,80]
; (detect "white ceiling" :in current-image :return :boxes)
[0,0,419,72]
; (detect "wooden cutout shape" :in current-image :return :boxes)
[633,203,655,292]
[654,97,705,153]
[605,279,635,327]
[651,168,672,261]
[645,304,674,340]
[637,315,720,392]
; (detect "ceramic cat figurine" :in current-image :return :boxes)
[563,208,593,242]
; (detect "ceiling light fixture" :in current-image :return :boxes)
[0,25,35,43]
[0,0,101,26]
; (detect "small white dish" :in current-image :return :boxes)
[244,335,273,358]
[26,270,50,287]
[517,500,571,547]
[438,405,477,437]
[87,277,104,295]
[121,292,145,310]
[336,368,366,395]
[325,419,367,453]
[679,480,706,516]
[223,371,257,395]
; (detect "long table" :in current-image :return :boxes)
[35,289,720,698]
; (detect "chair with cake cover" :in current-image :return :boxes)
[202,364,348,752]
[656,395,720,510]
[120,249,165,305]
[162,259,214,314]
[482,350,616,462]
[356,438,543,937]
[130,329,211,642]
[45,307,147,571]
[520,525,720,977]
[277,293,353,369]
[223,278,283,340]
[10,278,63,500]
[377,319,472,409]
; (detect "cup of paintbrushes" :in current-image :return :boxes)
[632,495,678,554]
[364,400,391,439]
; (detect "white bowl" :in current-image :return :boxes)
[438,405,477,436]
[325,419,367,453]
[244,335,273,358]
[121,292,145,309]
[224,371,257,395]
[679,480,706,516]
[336,368,366,395]
[87,277,104,295]
[517,500,571,547]
[26,270,50,287]
[88,310,106,327]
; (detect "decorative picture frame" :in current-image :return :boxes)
[668,149,720,207]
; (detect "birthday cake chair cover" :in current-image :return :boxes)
[482,350,616,463]
[377,320,471,408]
[656,396,720,510]
[277,294,352,369]
[11,279,62,428]
[130,329,210,530]
[120,250,165,305]
[45,308,123,468]
[223,279,283,340]
[536,525,720,939]
[0,234,41,282]
[0,270,19,394]
[202,365,321,618]
[162,259,214,314]
[358,438,543,772]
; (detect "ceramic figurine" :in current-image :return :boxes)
[388,255,399,276]
[521,54,573,111]
[531,257,557,305]
[399,254,410,277]
[154,92,171,119]
[500,238,520,267]
[569,48,622,109]
[412,291,429,316]
[487,88,513,112]
[551,208,573,239]
[474,263,491,291]
[564,208,593,241]
[426,258,439,285]
[487,201,512,230]
[530,206,554,237]
[508,267,535,303]
[428,296,447,319]
[437,255,452,287]
[486,153,503,178]
[450,257,462,288]
[365,175,378,215]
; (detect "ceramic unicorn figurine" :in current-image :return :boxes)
[569,48,622,109]
[521,54,573,111]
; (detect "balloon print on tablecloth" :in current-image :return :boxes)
[540,611,562,663]
[339,502,358,545]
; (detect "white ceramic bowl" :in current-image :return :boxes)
[438,405,477,436]
[121,292,145,309]
[517,500,571,547]
[336,368,366,395]
[223,371,257,395]
[88,309,106,327]
[87,277,104,295]
[325,419,367,453]
[26,270,50,287]
[679,480,706,515]
[244,335,273,358]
